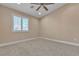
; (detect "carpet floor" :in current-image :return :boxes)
[0,39,79,56]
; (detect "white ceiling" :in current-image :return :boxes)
[0,3,65,18]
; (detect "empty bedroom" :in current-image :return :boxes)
[0,3,79,56]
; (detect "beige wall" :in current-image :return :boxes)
[0,5,39,43]
[1,4,79,44]
[40,4,79,43]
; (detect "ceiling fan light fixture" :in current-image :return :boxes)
[38,12,42,15]
[17,3,21,5]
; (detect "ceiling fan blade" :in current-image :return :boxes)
[36,5,41,11]
[43,5,48,11]
[44,3,54,5]
[31,3,41,5]
[31,3,54,5]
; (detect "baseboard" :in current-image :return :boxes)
[0,36,79,47]
[0,37,40,47]
[39,37,79,47]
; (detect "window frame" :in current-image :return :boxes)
[12,15,29,32]
[21,16,29,32]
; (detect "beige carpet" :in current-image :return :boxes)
[0,39,79,56]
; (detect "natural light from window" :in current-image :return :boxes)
[13,16,29,32]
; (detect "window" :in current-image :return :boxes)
[13,16,29,32]
[22,17,29,31]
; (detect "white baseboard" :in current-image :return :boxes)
[0,37,40,47]
[39,37,79,47]
[0,36,79,47]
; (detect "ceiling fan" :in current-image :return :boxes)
[31,3,54,11]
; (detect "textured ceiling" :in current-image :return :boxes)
[0,3,65,18]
